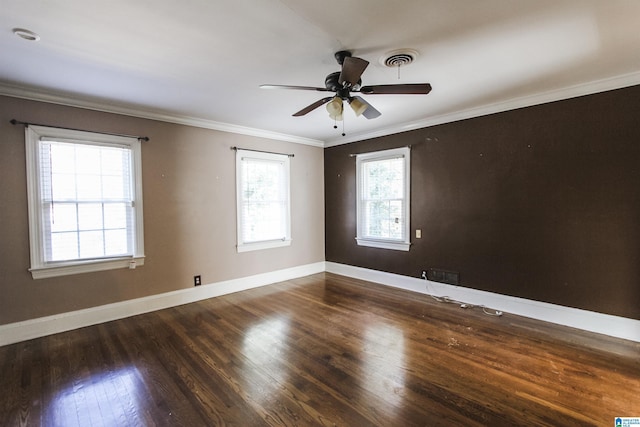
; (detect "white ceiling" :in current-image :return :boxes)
[2,0,640,146]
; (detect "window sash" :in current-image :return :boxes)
[41,201,135,262]
[236,150,291,252]
[356,147,411,251]
[38,139,136,262]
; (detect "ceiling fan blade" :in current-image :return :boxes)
[350,96,381,119]
[260,84,329,92]
[292,97,334,116]
[359,83,432,95]
[338,56,369,86]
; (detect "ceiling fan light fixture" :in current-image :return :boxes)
[326,96,344,120]
[348,98,368,117]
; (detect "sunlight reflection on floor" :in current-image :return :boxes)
[47,366,142,427]
[363,322,406,412]
[242,316,291,403]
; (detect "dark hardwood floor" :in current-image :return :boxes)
[1,272,638,426]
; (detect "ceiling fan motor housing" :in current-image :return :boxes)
[325,72,361,95]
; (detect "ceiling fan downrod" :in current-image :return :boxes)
[334,50,352,65]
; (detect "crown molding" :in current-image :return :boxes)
[0,83,325,148]
[325,71,640,147]
[4,71,640,149]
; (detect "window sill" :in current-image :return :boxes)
[29,256,145,279]
[356,238,411,252]
[237,239,291,253]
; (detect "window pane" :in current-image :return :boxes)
[242,201,286,242]
[51,232,79,261]
[104,203,127,229]
[49,203,78,232]
[364,200,404,239]
[102,175,126,199]
[363,157,404,200]
[78,203,104,231]
[49,144,75,174]
[105,229,128,255]
[101,149,125,175]
[50,173,76,200]
[77,175,102,200]
[389,200,404,238]
[75,144,102,175]
[243,160,285,202]
[102,148,130,200]
[79,230,104,258]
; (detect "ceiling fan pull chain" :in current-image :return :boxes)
[342,116,346,136]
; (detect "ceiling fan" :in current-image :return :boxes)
[260,50,432,122]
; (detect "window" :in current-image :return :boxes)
[356,147,411,251]
[236,149,291,252]
[25,125,144,279]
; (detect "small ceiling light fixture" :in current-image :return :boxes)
[13,28,41,42]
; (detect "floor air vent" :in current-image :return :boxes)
[427,269,460,286]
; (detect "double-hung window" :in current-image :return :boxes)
[356,146,411,251]
[236,149,291,252]
[25,125,145,279]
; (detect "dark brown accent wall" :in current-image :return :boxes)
[325,85,640,320]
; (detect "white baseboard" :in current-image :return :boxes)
[3,261,638,346]
[325,262,640,343]
[0,262,326,347]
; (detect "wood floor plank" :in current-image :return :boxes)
[0,272,638,426]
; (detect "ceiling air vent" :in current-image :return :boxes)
[381,49,419,68]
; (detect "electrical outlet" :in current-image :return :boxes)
[194,275,201,286]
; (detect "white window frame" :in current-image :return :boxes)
[356,146,411,251]
[235,149,291,253]
[25,125,145,279]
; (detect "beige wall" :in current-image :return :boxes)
[0,95,325,325]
